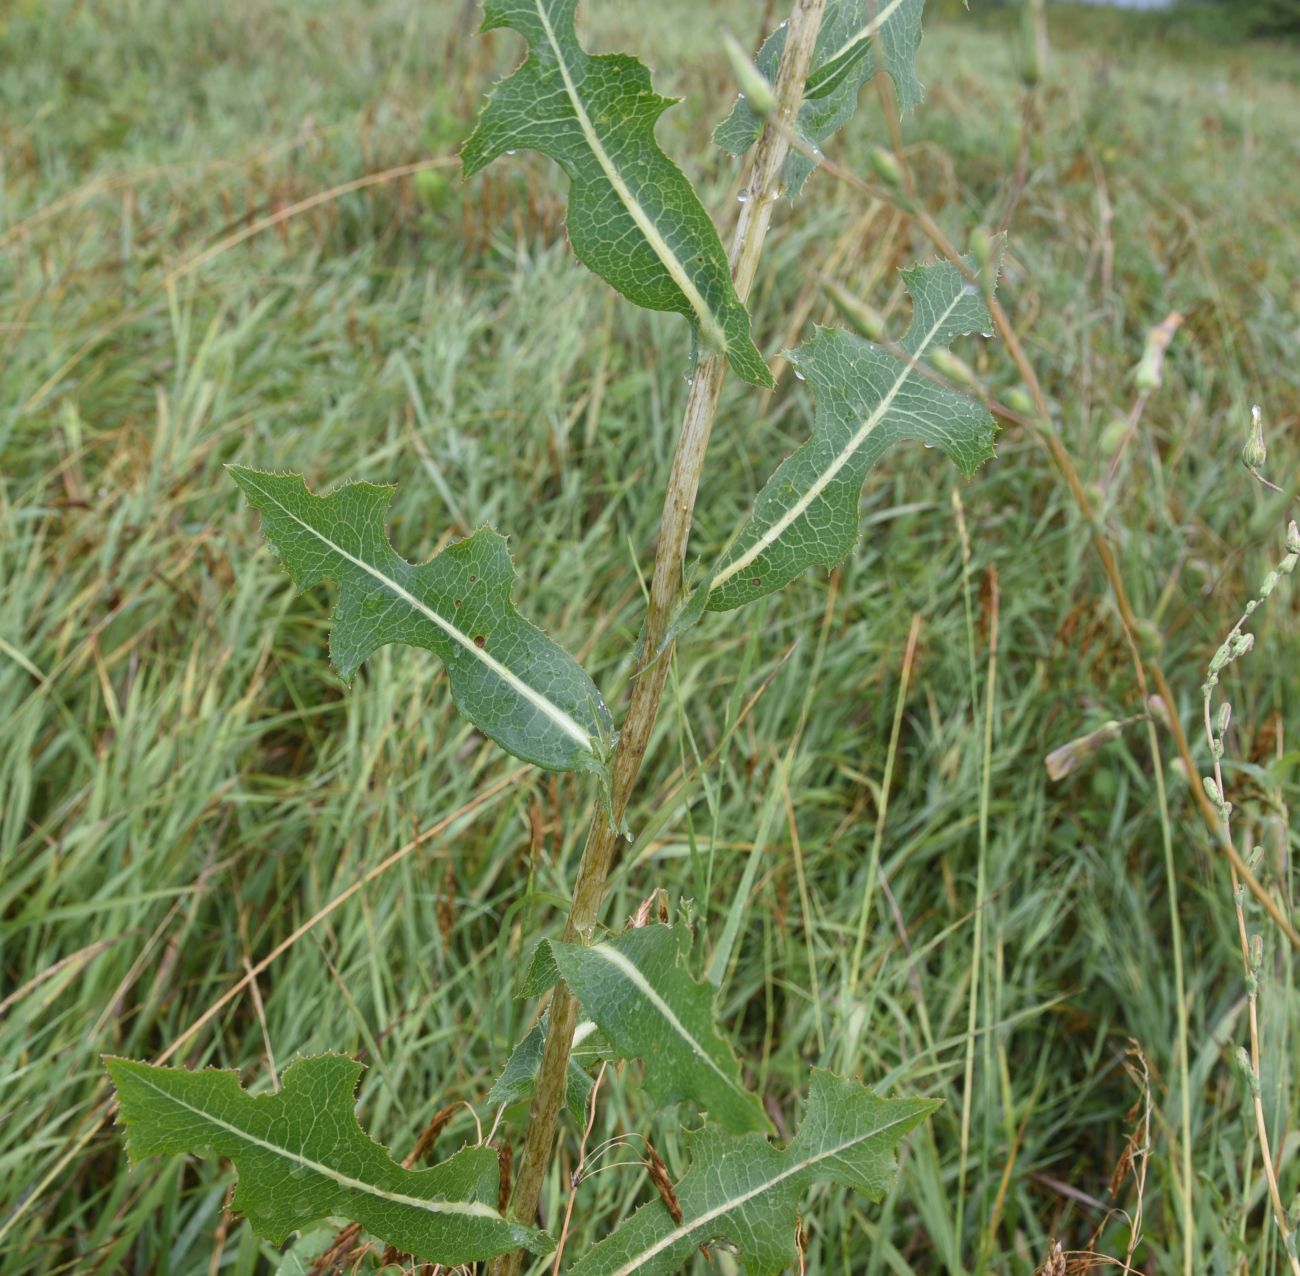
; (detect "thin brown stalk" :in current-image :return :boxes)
[496,3,828,1265]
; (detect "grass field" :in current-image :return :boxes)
[3,1,1299,1272]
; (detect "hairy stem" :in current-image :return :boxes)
[495,4,826,1265]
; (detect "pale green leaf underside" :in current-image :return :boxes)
[105,1055,551,1265]
[569,1070,938,1276]
[704,253,999,613]
[715,0,925,197]
[546,925,771,1135]
[228,467,610,775]
[461,0,772,388]
[487,1013,606,1124]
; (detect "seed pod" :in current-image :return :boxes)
[1287,521,1300,555]
[1217,702,1231,735]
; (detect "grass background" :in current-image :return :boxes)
[2,0,1299,1272]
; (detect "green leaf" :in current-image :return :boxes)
[461,0,772,388]
[715,0,925,198]
[568,1070,937,1276]
[546,925,772,1135]
[105,1055,551,1265]
[487,1013,605,1124]
[704,252,999,614]
[228,467,610,775]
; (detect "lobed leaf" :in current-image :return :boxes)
[715,0,926,197]
[105,1055,551,1265]
[702,251,1000,614]
[568,1069,938,1276]
[461,0,772,388]
[543,925,772,1135]
[228,467,610,775]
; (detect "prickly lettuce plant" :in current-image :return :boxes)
[108,1,1003,1268]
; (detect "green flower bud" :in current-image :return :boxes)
[1003,387,1036,419]
[1133,312,1183,391]
[822,278,886,342]
[868,145,903,189]
[722,31,774,118]
[930,348,979,391]
[1243,404,1267,469]
[1099,417,1129,458]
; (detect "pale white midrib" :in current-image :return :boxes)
[824,0,908,69]
[533,0,729,354]
[132,1072,500,1221]
[711,291,963,590]
[240,473,594,754]
[600,1106,923,1276]
[587,946,749,1101]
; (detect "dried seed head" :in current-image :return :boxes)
[1044,720,1122,781]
